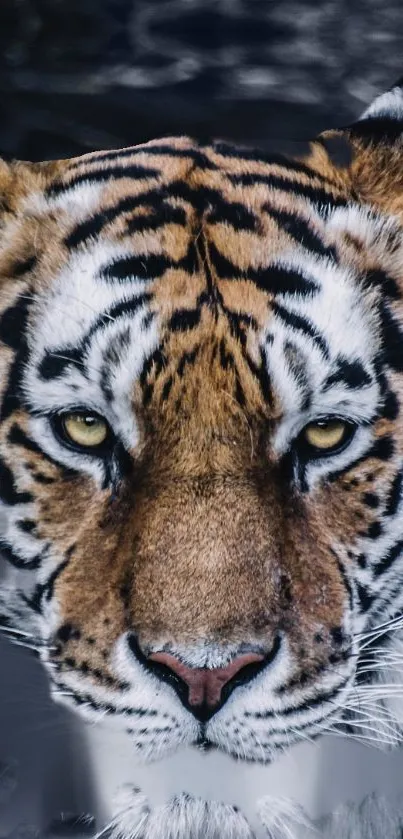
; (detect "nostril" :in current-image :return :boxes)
[127,633,281,721]
[148,651,266,711]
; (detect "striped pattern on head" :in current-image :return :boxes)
[1,80,403,765]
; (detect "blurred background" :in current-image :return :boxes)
[0,0,402,162]
[1,1,403,837]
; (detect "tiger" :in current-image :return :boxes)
[2,77,403,837]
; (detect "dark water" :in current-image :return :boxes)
[0,0,402,160]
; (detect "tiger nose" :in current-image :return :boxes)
[146,650,266,721]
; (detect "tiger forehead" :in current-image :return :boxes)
[41,134,346,285]
[15,136,384,454]
[24,136,351,342]
[6,135,353,316]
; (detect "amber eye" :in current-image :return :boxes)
[302,419,352,454]
[60,412,109,450]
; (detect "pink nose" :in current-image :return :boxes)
[148,651,265,710]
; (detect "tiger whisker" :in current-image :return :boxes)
[340,708,400,734]
[325,712,399,740]
[357,614,403,640]
[357,617,403,653]
[323,727,398,747]
[0,624,35,638]
[341,698,400,715]
[8,639,44,653]
[348,684,403,693]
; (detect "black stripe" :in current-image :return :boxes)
[38,346,84,381]
[140,312,155,331]
[46,164,160,198]
[323,359,372,391]
[65,193,187,249]
[382,389,399,420]
[128,145,217,168]
[125,205,187,235]
[139,346,167,388]
[26,556,70,614]
[207,200,258,231]
[209,242,319,296]
[18,519,37,534]
[38,293,152,381]
[10,256,37,278]
[250,264,319,297]
[257,347,275,406]
[64,199,137,248]
[245,676,351,720]
[218,339,234,371]
[80,292,152,357]
[263,205,336,259]
[29,471,55,485]
[272,302,329,358]
[7,423,78,477]
[0,293,31,350]
[97,294,153,328]
[380,303,403,372]
[0,541,43,570]
[374,538,403,577]
[8,423,43,455]
[101,253,174,283]
[385,468,403,517]
[363,521,382,539]
[283,340,312,411]
[0,295,31,422]
[365,597,403,631]
[356,581,375,612]
[68,144,217,169]
[221,307,259,346]
[0,455,32,505]
[362,492,379,508]
[331,548,354,610]
[212,142,335,180]
[177,347,199,377]
[328,436,394,482]
[161,376,174,401]
[168,308,201,332]
[196,235,220,305]
[230,173,348,209]
[363,269,400,301]
[167,181,222,212]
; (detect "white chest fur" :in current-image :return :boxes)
[85,723,403,838]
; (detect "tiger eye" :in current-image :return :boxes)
[303,419,347,451]
[63,413,108,448]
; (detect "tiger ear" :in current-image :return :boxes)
[306,79,403,221]
[0,157,61,217]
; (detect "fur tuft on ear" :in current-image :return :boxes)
[0,156,61,220]
[355,77,403,142]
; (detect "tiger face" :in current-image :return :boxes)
[2,82,403,766]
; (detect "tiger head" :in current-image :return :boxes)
[1,81,403,765]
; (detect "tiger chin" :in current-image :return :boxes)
[1,79,403,834]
